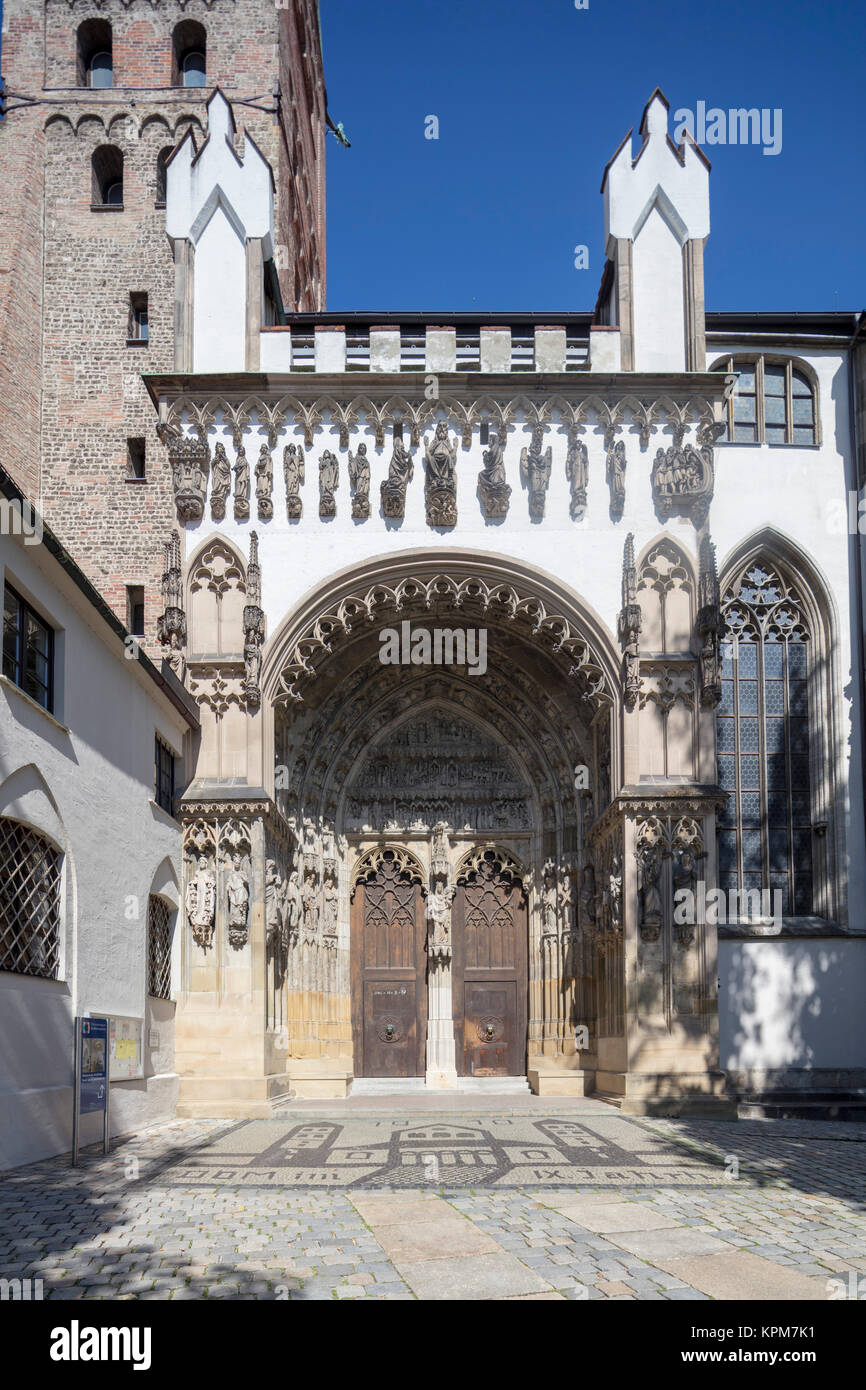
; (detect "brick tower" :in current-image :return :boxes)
[0,0,326,646]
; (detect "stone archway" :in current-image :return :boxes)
[259,551,622,1094]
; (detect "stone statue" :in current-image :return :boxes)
[520,427,552,520]
[606,438,626,520]
[233,445,250,521]
[380,438,413,519]
[283,443,305,519]
[186,854,216,949]
[225,853,250,949]
[566,434,588,520]
[478,431,511,518]
[282,869,302,947]
[301,869,319,940]
[210,442,232,521]
[255,443,273,520]
[321,872,339,941]
[672,847,699,947]
[541,865,558,936]
[580,863,597,929]
[265,859,283,953]
[348,442,371,519]
[424,421,458,526]
[318,449,339,517]
[430,821,450,878]
[651,423,719,525]
[426,879,454,960]
[638,843,663,943]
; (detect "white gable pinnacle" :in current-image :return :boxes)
[603,89,710,257]
[166,89,274,258]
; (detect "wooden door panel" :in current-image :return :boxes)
[351,850,427,1078]
[453,849,527,1077]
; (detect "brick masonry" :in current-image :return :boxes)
[0,0,326,651]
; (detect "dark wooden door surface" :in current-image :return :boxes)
[452,850,528,1076]
[351,852,427,1077]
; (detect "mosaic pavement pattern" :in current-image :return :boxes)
[153,1111,730,1189]
[3,1110,866,1299]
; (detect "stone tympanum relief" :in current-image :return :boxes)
[344,711,532,833]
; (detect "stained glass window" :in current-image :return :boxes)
[717,562,813,917]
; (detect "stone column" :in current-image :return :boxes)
[426,825,458,1088]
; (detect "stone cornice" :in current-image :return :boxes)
[588,784,729,842]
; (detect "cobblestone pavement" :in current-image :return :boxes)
[2,1107,865,1301]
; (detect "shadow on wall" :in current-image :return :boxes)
[720,939,863,1074]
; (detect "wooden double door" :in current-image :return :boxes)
[351,847,528,1079]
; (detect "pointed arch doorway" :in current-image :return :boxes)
[452,847,528,1077]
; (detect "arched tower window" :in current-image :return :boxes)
[91,146,123,207]
[77,20,113,89]
[172,22,207,87]
[717,559,814,916]
[156,146,174,206]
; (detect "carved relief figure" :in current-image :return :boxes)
[565,433,588,520]
[318,449,339,517]
[301,869,319,940]
[186,854,216,949]
[255,443,273,520]
[380,437,413,518]
[265,859,283,952]
[321,871,339,942]
[233,444,250,520]
[169,437,209,522]
[283,443,305,519]
[210,442,232,521]
[638,843,663,943]
[651,421,721,525]
[282,870,302,947]
[579,863,597,929]
[478,430,511,518]
[541,865,558,936]
[426,879,454,959]
[606,438,626,520]
[225,853,250,949]
[348,442,371,519]
[424,421,458,527]
[672,848,699,947]
[520,427,552,520]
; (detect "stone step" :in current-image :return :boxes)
[738,1094,866,1121]
[348,1076,530,1096]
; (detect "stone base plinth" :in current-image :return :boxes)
[287,1059,353,1099]
[528,1067,595,1097]
[426,1069,460,1090]
[595,1069,737,1119]
[177,1072,292,1118]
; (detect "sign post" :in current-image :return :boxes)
[72,1015,110,1166]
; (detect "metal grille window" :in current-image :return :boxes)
[714,356,817,447]
[154,736,176,816]
[717,562,813,916]
[0,818,62,978]
[147,896,173,999]
[3,582,54,712]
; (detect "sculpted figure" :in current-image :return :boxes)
[255,443,273,520]
[424,421,458,527]
[380,437,413,518]
[322,873,339,940]
[233,445,250,520]
[186,854,216,948]
[638,844,663,943]
[301,870,319,940]
[520,427,552,519]
[210,442,232,521]
[606,439,626,520]
[426,879,454,959]
[566,435,588,520]
[225,853,250,948]
[541,866,558,936]
[348,442,371,519]
[282,869,302,947]
[478,430,511,518]
[318,449,339,517]
[283,443,305,518]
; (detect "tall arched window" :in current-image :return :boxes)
[91,146,123,207]
[0,818,62,978]
[77,19,113,89]
[717,559,814,916]
[172,21,206,87]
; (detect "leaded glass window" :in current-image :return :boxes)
[713,357,817,447]
[717,562,813,916]
[147,896,173,1000]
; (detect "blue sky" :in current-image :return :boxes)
[321,0,865,313]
